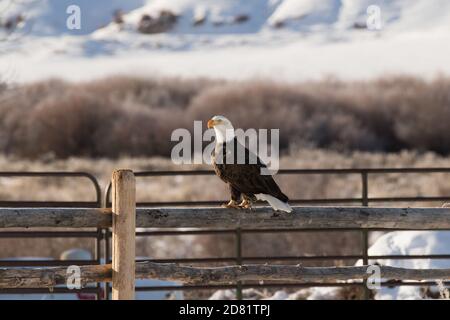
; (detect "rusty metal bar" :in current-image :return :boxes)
[104,228,111,300]
[130,227,447,236]
[126,196,450,207]
[0,231,100,238]
[0,171,102,207]
[361,172,370,300]
[138,253,450,264]
[0,260,100,266]
[102,253,450,265]
[0,287,100,294]
[0,201,100,208]
[124,168,450,175]
[235,227,243,300]
[103,168,450,206]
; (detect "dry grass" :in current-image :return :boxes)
[1,75,450,158]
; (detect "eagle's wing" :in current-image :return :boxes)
[214,140,288,202]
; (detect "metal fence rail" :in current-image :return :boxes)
[0,171,104,300]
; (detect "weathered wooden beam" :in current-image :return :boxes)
[0,208,112,228]
[0,264,111,288]
[0,207,449,229]
[1,262,450,289]
[112,169,136,300]
[134,262,450,284]
[136,207,450,229]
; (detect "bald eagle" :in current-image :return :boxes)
[207,115,293,213]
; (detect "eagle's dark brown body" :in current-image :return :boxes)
[212,137,289,203]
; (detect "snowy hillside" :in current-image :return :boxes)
[6,0,450,36]
[1,0,450,82]
[2,0,147,35]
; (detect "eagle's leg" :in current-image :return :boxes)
[238,198,252,209]
[222,184,241,209]
[238,195,254,210]
[222,200,240,209]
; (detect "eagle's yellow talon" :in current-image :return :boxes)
[222,200,240,209]
[238,199,253,210]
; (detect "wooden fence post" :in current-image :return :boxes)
[112,169,136,300]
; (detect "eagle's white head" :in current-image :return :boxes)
[207,115,235,144]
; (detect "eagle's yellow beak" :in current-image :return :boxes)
[207,119,217,129]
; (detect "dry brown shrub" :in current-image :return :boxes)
[26,90,122,158]
[2,75,450,158]
[79,76,212,109]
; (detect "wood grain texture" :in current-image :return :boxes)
[0,264,111,288]
[135,206,450,229]
[1,262,450,288]
[0,208,112,228]
[134,262,450,284]
[112,170,136,300]
[1,207,450,229]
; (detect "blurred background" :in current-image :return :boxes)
[0,0,450,300]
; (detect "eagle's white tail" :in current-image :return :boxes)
[256,194,293,213]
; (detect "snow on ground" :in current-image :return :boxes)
[4,28,450,84]
[312,231,450,300]
[1,0,450,83]
[365,231,450,300]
